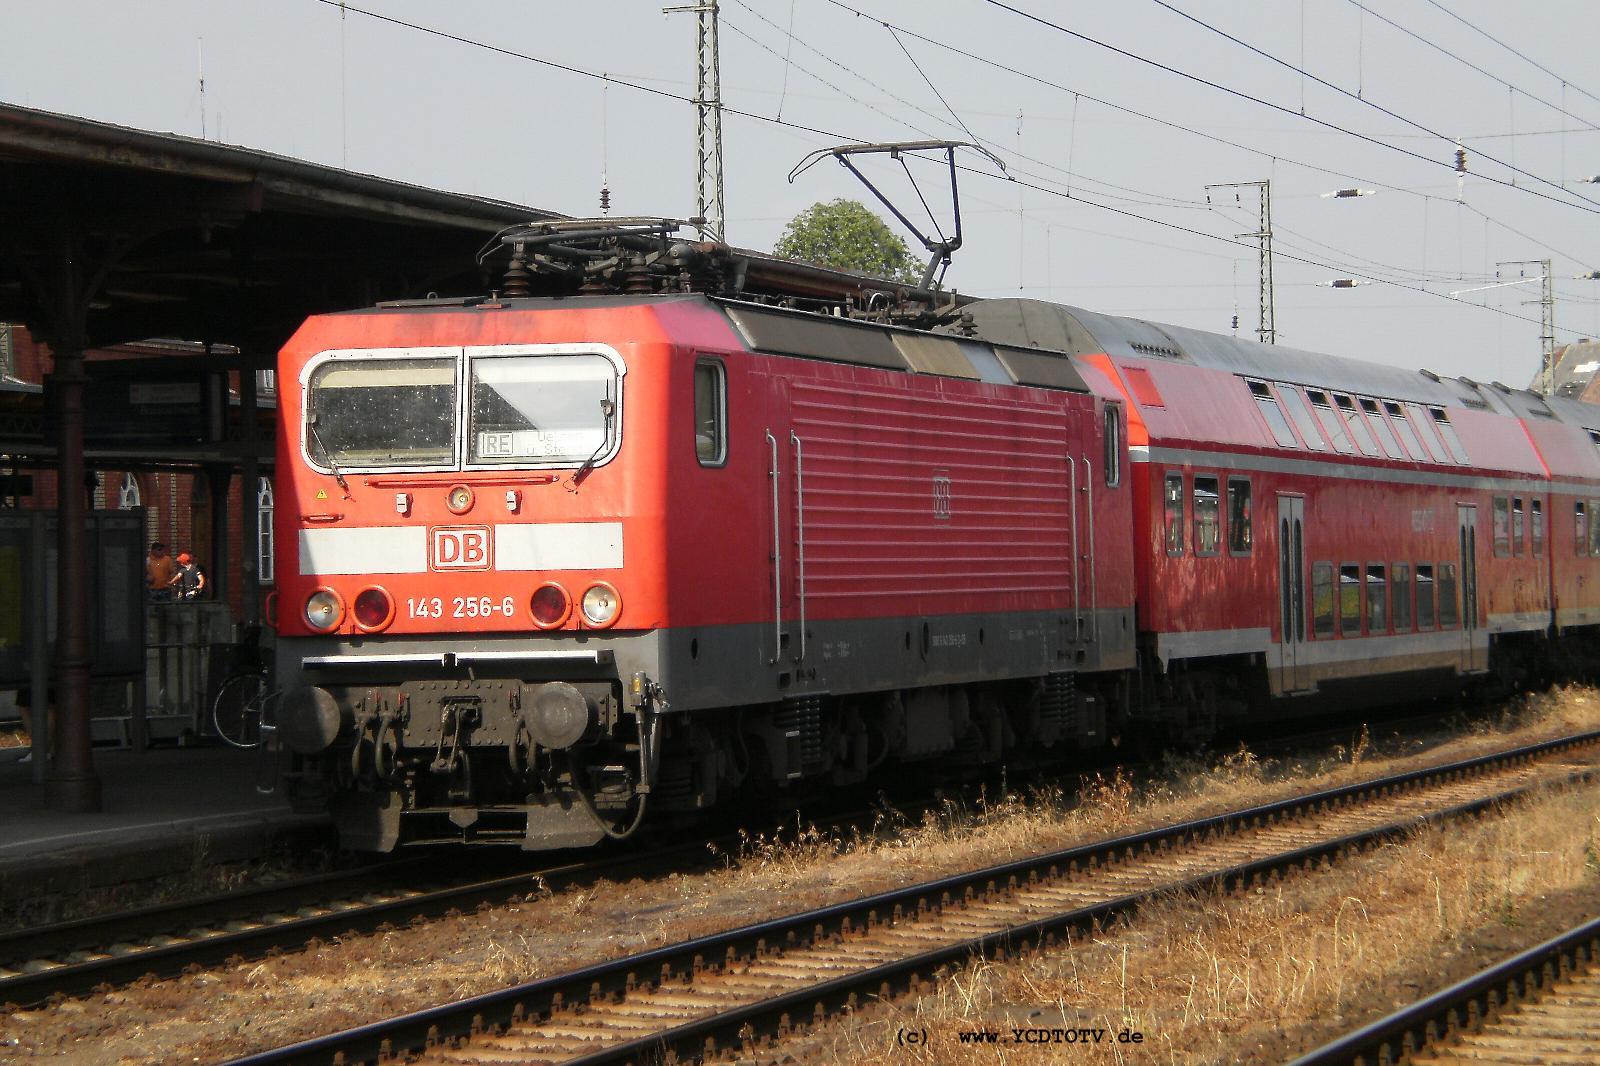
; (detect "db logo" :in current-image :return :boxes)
[430,526,492,571]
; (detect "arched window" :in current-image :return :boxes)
[117,472,141,510]
[257,477,275,584]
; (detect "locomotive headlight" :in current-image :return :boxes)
[304,588,345,632]
[530,582,571,629]
[581,582,620,628]
[352,586,395,632]
[445,484,475,514]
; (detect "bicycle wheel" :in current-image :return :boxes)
[213,672,265,748]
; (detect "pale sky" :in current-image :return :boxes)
[6,0,1600,385]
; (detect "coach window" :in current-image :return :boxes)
[1578,502,1590,556]
[1360,398,1405,459]
[1165,473,1185,555]
[1278,386,1328,450]
[1384,400,1431,461]
[694,358,727,466]
[1338,564,1362,636]
[1104,406,1122,487]
[1312,562,1335,638]
[1415,564,1436,629]
[1392,563,1412,630]
[1246,380,1298,448]
[1512,498,1525,556]
[1227,477,1252,554]
[1366,564,1387,633]
[1194,476,1221,556]
[1590,500,1600,556]
[1334,394,1379,456]
[1532,499,1545,556]
[1306,390,1355,454]
[1492,497,1511,556]
[1438,562,1459,628]
[1429,408,1471,464]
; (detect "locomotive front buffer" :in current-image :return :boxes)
[276,652,665,851]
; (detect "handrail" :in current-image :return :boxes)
[790,431,807,663]
[766,430,782,665]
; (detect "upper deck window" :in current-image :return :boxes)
[1306,390,1354,454]
[307,356,457,470]
[1333,394,1380,456]
[1246,379,1297,448]
[1277,385,1329,450]
[468,353,618,466]
[1428,407,1471,464]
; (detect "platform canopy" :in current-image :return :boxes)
[0,102,563,814]
[0,102,560,358]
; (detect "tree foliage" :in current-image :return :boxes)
[773,199,927,285]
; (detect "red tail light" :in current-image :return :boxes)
[353,586,395,632]
[530,583,571,628]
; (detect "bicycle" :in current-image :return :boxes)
[212,669,277,748]
[211,625,276,749]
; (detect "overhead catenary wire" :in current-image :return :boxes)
[818,0,1596,273]
[1418,0,1600,113]
[1340,0,1600,134]
[973,0,1600,217]
[312,0,1582,339]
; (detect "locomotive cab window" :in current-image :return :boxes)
[468,351,619,467]
[1193,475,1221,556]
[1227,477,1252,555]
[305,354,458,470]
[1164,473,1185,555]
[694,358,727,466]
[1103,405,1122,487]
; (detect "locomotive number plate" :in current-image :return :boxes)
[430,525,492,571]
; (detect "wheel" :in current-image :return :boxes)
[213,672,266,748]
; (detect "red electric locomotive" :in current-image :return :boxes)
[273,220,1600,851]
[273,223,1134,850]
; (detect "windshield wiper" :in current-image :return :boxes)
[571,398,616,488]
[307,421,352,497]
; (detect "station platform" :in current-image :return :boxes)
[0,744,329,908]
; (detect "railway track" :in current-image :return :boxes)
[1293,913,1600,1066]
[0,701,1459,1012]
[223,730,1600,1066]
[0,844,706,1009]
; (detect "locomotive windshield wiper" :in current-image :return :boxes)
[308,420,352,497]
[570,397,616,488]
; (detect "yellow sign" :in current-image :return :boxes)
[315,489,327,500]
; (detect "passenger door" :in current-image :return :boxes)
[1458,503,1486,672]
[1276,494,1311,693]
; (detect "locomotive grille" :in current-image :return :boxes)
[776,694,826,778]
[1041,672,1076,737]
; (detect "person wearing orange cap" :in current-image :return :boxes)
[170,550,207,600]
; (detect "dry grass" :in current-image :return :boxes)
[814,776,1600,1064]
[705,685,1600,909]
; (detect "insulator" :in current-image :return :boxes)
[502,252,532,298]
[1231,314,1239,330]
[1455,149,1467,173]
[599,184,611,214]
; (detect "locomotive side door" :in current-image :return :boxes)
[1458,503,1486,672]
[1275,494,1311,693]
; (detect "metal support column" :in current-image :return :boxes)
[44,229,102,812]
[207,464,231,607]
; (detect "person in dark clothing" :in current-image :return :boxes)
[171,551,207,600]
